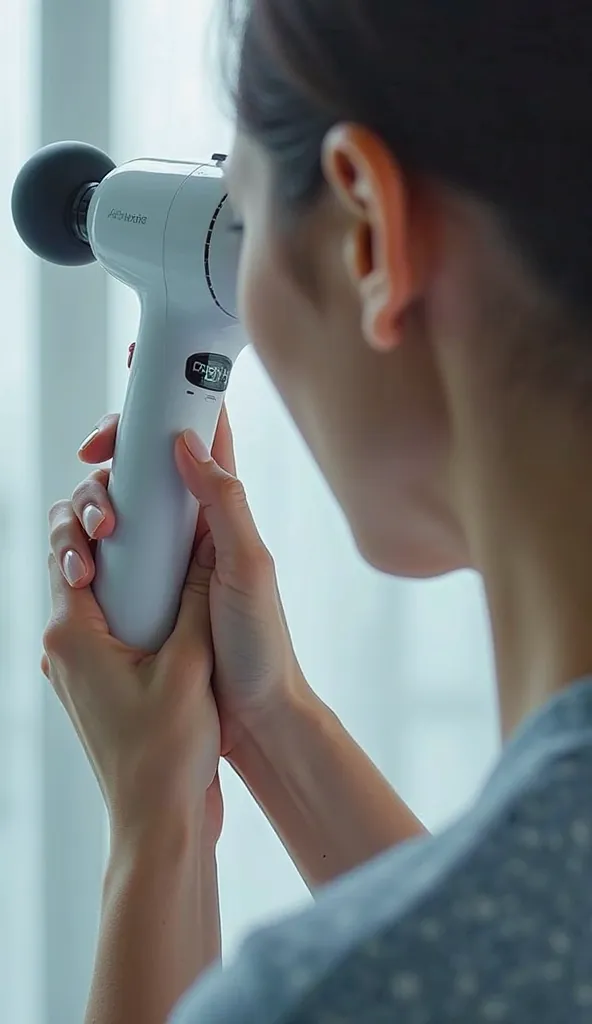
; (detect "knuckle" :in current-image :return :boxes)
[47,499,70,528]
[48,512,76,551]
[71,476,102,510]
[71,479,93,508]
[218,474,248,509]
[184,563,212,599]
[239,543,275,587]
[253,543,275,577]
[100,412,119,432]
[42,617,70,659]
[90,467,110,486]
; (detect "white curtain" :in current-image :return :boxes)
[1,1,499,1021]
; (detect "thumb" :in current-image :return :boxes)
[174,430,272,592]
[169,545,215,656]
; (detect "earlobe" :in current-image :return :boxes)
[322,124,420,352]
[361,271,403,351]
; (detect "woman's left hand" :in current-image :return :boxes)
[41,453,223,845]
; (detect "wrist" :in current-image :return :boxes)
[109,793,217,869]
[227,672,333,783]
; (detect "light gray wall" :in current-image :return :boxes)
[38,2,112,1020]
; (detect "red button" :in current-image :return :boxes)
[127,343,136,369]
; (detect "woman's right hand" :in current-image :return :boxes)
[56,406,308,756]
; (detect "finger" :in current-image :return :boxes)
[71,469,115,540]
[194,406,237,550]
[48,500,97,588]
[175,430,272,591]
[78,413,119,465]
[211,405,236,476]
[174,419,233,642]
[44,554,108,664]
[170,556,215,660]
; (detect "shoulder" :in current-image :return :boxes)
[172,744,592,1024]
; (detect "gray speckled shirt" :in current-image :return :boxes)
[172,679,592,1023]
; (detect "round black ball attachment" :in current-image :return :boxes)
[11,141,116,266]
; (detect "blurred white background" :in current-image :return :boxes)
[1,1,499,1021]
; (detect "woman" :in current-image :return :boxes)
[43,0,592,1021]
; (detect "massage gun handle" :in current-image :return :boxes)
[93,302,231,652]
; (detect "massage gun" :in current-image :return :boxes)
[12,141,244,651]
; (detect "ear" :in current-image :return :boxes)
[322,124,424,351]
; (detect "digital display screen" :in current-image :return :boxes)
[185,352,232,393]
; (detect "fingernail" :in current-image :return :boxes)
[79,427,100,452]
[62,550,86,586]
[184,430,210,463]
[82,504,105,537]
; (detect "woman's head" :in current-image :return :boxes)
[223,0,592,576]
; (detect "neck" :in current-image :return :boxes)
[459,420,592,740]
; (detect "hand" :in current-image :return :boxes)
[48,406,306,760]
[42,482,223,844]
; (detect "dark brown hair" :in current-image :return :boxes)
[228,0,592,317]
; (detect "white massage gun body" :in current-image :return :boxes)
[87,159,243,650]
